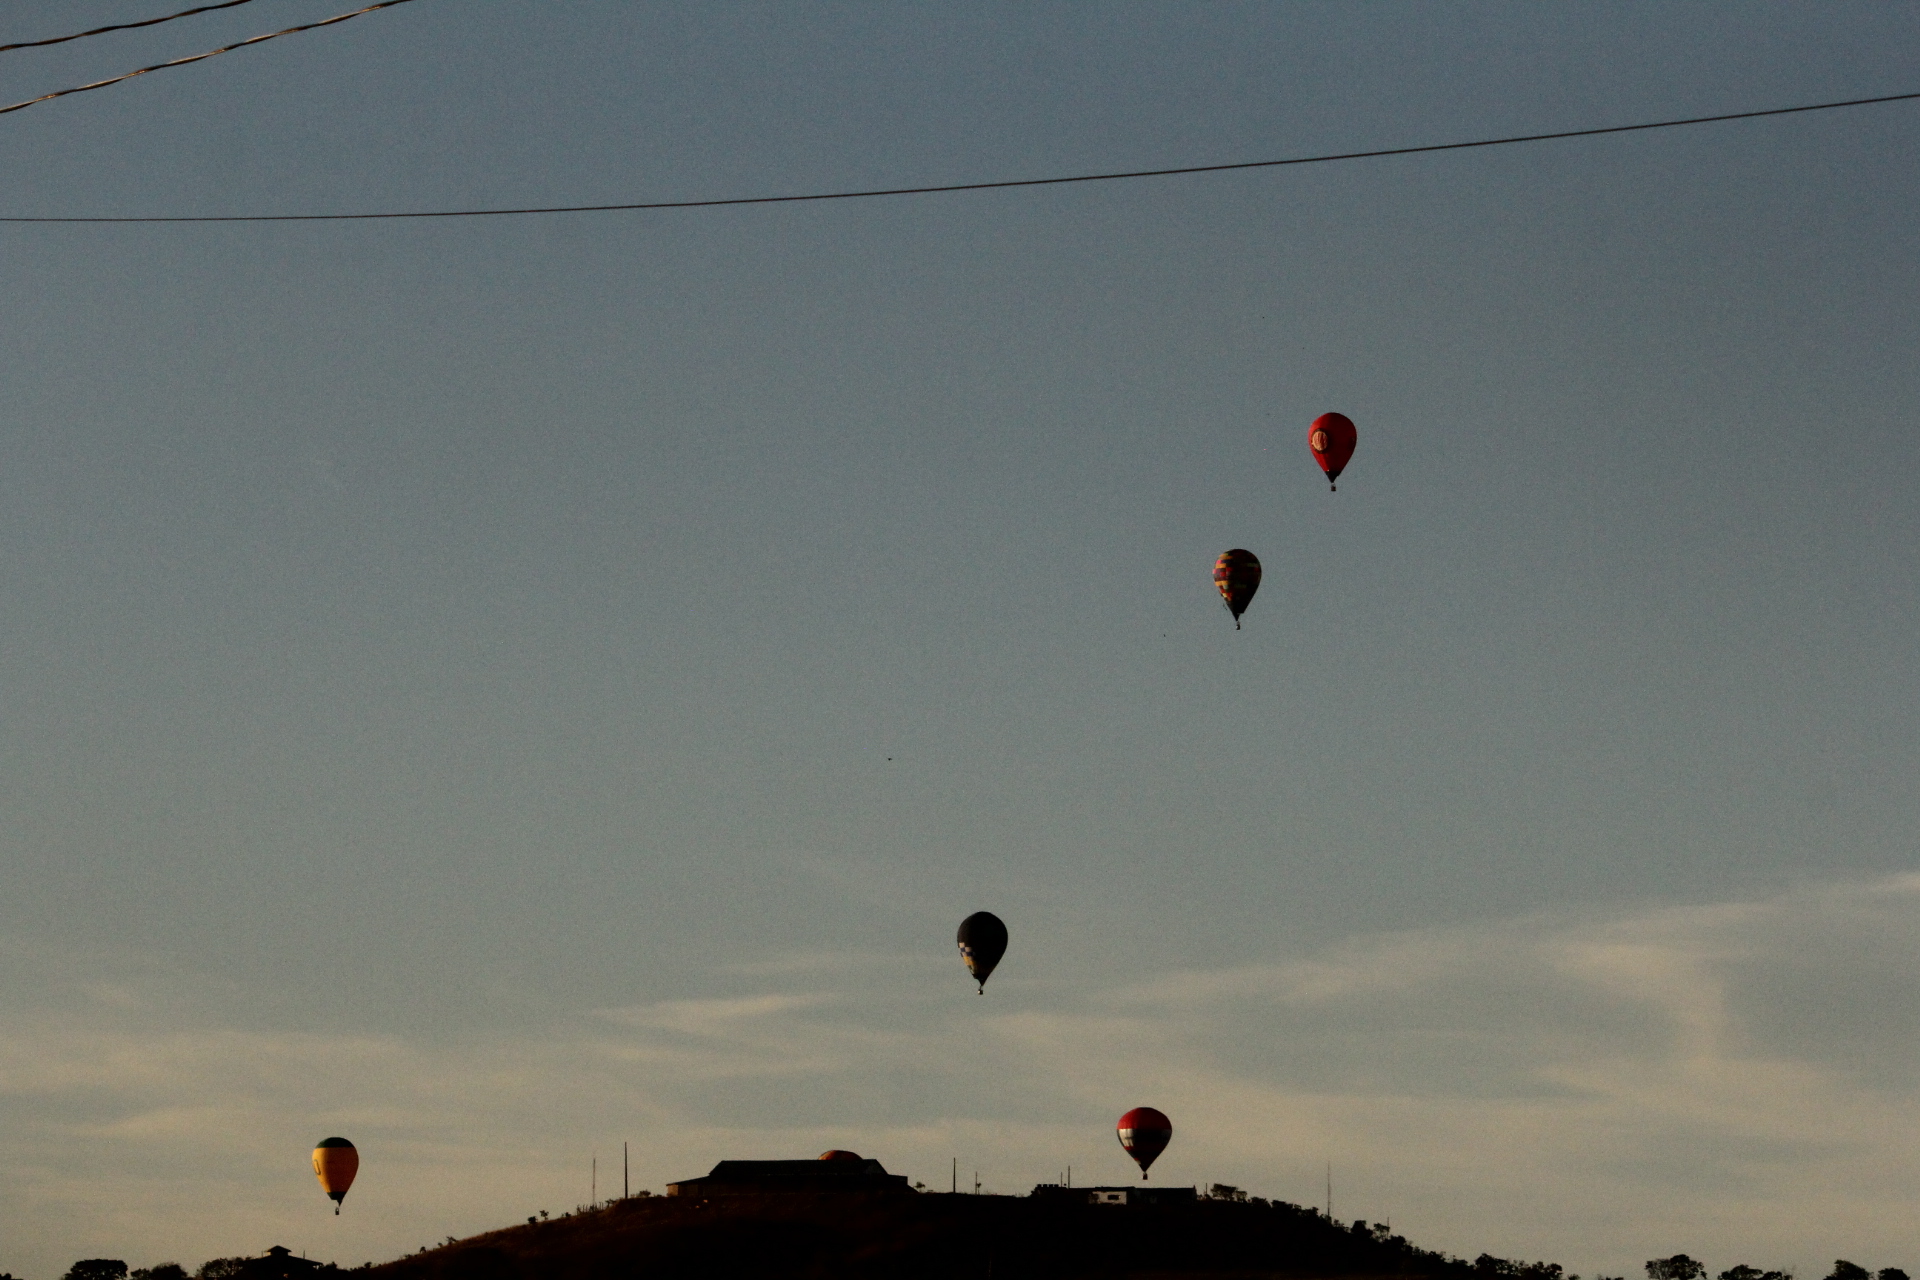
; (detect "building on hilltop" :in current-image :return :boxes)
[237,1247,324,1279]
[666,1153,912,1197]
[1030,1183,1197,1206]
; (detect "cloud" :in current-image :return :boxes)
[1090,875,1920,1270]
[595,991,836,1032]
[5,877,1920,1279]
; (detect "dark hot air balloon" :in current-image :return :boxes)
[819,1150,863,1162]
[1116,1107,1172,1179]
[312,1137,358,1214]
[1213,550,1262,629]
[956,911,1008,993]
[1308,412,1358,490]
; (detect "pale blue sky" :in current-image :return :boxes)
[2,3,1918,1276]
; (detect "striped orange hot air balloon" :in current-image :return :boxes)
[312,1137,358,1214]
[1212,550,1262,629]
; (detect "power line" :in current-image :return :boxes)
[0,0,419,117]
[3,86,1916,225]
[0,0,263,55]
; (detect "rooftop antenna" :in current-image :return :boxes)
[952,1157,957,1194]
[592,1154,597,1207]
[624,1142,629,1200]
[1326,1161,1332,1221]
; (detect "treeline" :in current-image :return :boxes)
[1638,1256,1907,1280]
[45,1260,358,1280]
[48,1265,195,1280]
[1227,1204,1908,1280]
[1454,1248,1909,1280]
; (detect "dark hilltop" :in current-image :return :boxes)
[367,1175,1561,1280]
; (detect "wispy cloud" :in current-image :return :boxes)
[4,877,1920,1279]
[595,991,836,1032]
[1086,875,1920,1272]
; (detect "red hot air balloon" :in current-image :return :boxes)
[1308,412,1358,491]
[1116,1107,1172,1179]
[1213,550,1262,629]
[819,1150,863,1162]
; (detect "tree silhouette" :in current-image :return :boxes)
[63,1263,128,1280]
[1721,1267,1794,1280]
[1648,1257,1707,1280]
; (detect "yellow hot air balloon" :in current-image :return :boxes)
[312,1137,358,1213]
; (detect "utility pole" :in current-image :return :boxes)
[952,1157,957,1194]
[592,1155,597,1207]
[624,1142,629,1200]
[1326,1162,1332,1221]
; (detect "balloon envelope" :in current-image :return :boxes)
[1116,1107,1172,1178]
[956,911,1008,991]
[819,1149,863,1162]
[312,1138,358,1212]
[1212,550,1262,628]
[1308,412,1358,489]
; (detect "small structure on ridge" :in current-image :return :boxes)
[667,1154,911,1197]
[1031,1183,1197,1206]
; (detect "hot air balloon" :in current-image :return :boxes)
[819,1150,863,1162]
[956,911,1008,993]
[1116,1107,1172,1179]
[1308,412,1358,490]
[312,1137,358,1214]
[1213,550,1261,629]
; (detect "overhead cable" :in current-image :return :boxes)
[0,0,419,117]
[3,87,1917,225]
[0,0,263,55]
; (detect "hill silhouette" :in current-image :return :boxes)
[370,1188,1561,1280]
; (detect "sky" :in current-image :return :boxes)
[1,1,1918,1276]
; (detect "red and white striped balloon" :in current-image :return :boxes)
[1116,1107,1172,1179]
